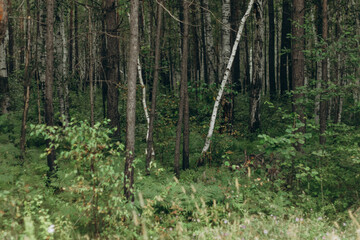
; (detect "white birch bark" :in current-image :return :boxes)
[201,0,254,156]
[137,58,155,157]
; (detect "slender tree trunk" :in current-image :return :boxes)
[280,0,291,95]
[104,0,121,136]
[45,0,56,177]
[199,0,254,160]
[202,0,216,85]
[249,0,264,133]
[7,0,13,74]
[182,0,190,171]
[319,0,328,145]
[268,0,276,99]
[19,0,32,160]
[0,0,8,114]
[146,0,163,173]
[124,0,139,201]
[87,5,94,127]
[175,0,190,177]
[292,0,306,141]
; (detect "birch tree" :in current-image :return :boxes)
[199,0,254,160]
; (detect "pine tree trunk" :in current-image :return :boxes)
[202,0,216,85]
[249,0,264,133]
[146,1,163,173]
[124,0,139,201]
[19,0,31,160]
[292,0,306,143]
[182,0,190,171]
[87,5,94,127]
[319,0,328,145]
[174,0,190,177]
[280,0,291,95]
[45,0,56,177]
[268,0,276,99]
[104,0,121,136]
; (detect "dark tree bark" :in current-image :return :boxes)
[19,0,32,160]
[104,0,121,136]
[249,0,264,133]
[87,5,94,127]
[268,0,276,99]
[146,0,163,174]
[319,0,328,145]
[7,0,13,74]
[174,0,190,177]
[291,0,306,141]
[45,0,56,176]
[280,0,292,94]
[69,0,73,76]
[124,0,139,201]
[182,0,190,171]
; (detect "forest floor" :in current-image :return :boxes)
[1,112,360,239]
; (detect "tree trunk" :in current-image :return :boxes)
[104,0,121,136]
[249,0,264,133]
[268,0,276,99]
[182,0,190,171]
[292,0,306,141]
[124,0,139,201]
[202,0,216,85]
[0,0,8,114]
[146,0,163,173]
[199,0,254,160]
[45,0,56,177]
[87,5,94,127]
[174,0,190,177]
[319,0,328,145]
[280,0,291,95]
[19,0,31,160]
[7,0,13,74]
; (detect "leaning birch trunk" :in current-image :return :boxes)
[137,58,155,158]
[199,0,254,159]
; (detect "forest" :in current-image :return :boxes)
[0,0,360,239]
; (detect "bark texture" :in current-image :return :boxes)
[249,0,264,133]
[174,0,190,177]
[280,0,292,94]
[124,0,139,201]
[319,0,328,145]
[291,0,306,143]
[146,1,163,173]
[45,0,56,175]
[104,0,121,136]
